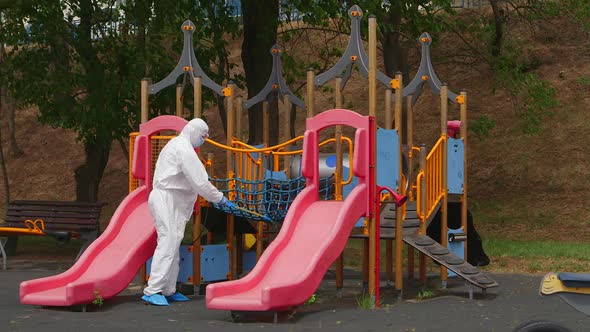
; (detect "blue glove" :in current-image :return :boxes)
[218,196,236,209]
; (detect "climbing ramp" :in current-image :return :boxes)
[379,202,498,291]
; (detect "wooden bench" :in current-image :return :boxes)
[2,200,104,261]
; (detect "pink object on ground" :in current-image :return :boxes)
[20,115,189,306]
[20,186,156,306]
[206,109,375,311]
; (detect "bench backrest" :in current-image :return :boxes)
[6,200,103,231]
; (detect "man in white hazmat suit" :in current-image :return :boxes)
[142,118,234,306]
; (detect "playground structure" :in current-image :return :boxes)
[17,4,498,312]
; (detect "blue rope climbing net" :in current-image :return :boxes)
[209,175,335,223]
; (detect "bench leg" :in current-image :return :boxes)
[1,237,7,271]
[4,236,18,256]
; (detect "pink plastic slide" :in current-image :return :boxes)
[20,186,156,306]
[206,109,375,311]
[20,115,190,307]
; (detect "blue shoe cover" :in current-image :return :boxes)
[166,292,190,302]
[141,294,169,306]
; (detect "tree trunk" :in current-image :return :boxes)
[0,107,10,207]
[74,0,111,203]
[118,137,129,163]
[75,140,111,202]
[241,0,279,145]
[381,8,409,141]
[381,7,409,80]
[5,91,24,157]
[0,42,23,157]
[489,0,504,58]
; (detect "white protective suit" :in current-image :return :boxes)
[144,118,224,297]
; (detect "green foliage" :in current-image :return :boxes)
[304,293,317,305]
[355,293,375,310]
[484,238,590,260]
[575,76,590,86]
[92,290,103,307]
[470,115,495,141]
[416,289,436,300]
[518,74,558,135]
[0,1,240,146]
[490,39,558,135]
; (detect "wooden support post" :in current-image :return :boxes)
[385,89,392,129]
[384,88,393,285]
[226,83,236,280]
[194,77,202,118]
[283,95,291,176]
[386,240,393,283]
[306,69,315,118]
[334,76,344,292]
[192,79,203,290]
[394,72,404,294]
[362,238,369,287]
[263,101,269,147]
[139,78,150,286]
[140,78,150,124]
[407,95,414,198]
[460,91,468,261]
[440,84,449,286]
[236,234,243,276]
[176,84,183,117]
[236,96,244,142]
[206,152,214,245]
[419,144,427,285]
[368,15,378,307]
[406,94,414,279]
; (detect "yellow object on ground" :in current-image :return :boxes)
[540,273,590,295]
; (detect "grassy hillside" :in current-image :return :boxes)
[0,7,589,272]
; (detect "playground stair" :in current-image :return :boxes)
[379,202,499,291]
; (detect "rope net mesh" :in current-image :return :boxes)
[129,133,336,222]
[210,175,334,222]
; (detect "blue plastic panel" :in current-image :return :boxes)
[146,245,194,283]
[177,245,194,282]
[447,137,464,194]
[243,250,257,272]
[447,228,465,278]
[343,128,400,227]
[376,128,400,190]
[201,244,229,282]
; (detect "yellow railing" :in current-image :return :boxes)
[128,132,355,199]
[417,135,446,221]
[415,170,425,220]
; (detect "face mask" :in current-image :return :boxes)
[185,118,209,148]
